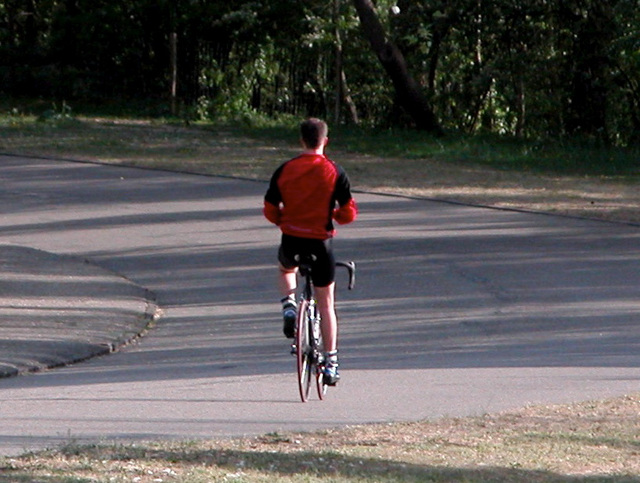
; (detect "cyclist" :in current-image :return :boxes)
[263,118,358,385]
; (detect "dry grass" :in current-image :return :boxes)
[2,395,640,482]
[2,117,640,225]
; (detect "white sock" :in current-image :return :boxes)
[325,350,338,365]
[281,295,295,307]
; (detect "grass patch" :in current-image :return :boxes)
[329,126,640,177]
[4,113,639,222]
[213,119,640,178]
[2,395,640,481]
[2,103,639,178]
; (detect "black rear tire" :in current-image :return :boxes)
[296,299,312,402]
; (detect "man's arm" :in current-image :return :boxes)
[263,200,281,225]
[333,167,358,224]
[263,164,285,225]
[333,198,357,224]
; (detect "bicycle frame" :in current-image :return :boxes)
[294,256,355,402]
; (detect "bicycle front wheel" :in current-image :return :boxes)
[296,298,313,402]
[313,318,328,400]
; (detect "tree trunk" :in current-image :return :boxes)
[341,68,360,124]
[170,32,178,116]
[333,0,343,124]
[351,0,442,133]
[334,0,359,125]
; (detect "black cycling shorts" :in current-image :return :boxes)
[278,234,335,287]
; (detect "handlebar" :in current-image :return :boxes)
[336,261,356,290]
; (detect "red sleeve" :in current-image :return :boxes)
[333,198,357,225]
[263,201,281,225]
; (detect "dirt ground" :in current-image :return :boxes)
[2,120,639,225]
[340,152,640,226]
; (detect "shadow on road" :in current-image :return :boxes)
[2,156,640,389]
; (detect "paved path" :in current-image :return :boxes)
[1,154,640,456]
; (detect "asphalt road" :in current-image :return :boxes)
[1,154,640,456]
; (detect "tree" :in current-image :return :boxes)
[557,1,616,139]
[351,0,442,133]
[1,0,638,144]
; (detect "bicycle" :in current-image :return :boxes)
[293,255,355,402]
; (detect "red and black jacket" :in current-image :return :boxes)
[263,154,357,239]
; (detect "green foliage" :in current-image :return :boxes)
[2,0,639,149]
[36,101,74,123]
[391,0,640,144]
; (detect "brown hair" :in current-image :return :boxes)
[300,118,328,149]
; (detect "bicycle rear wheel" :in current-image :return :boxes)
[296,298,313,402]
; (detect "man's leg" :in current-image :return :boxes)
[316,282,340,385]
[315,283,337,352]
[279,264,298,338]
[279,263,297,298]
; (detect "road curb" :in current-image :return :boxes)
[0,245,159,378]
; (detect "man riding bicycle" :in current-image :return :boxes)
[263,118,358,385]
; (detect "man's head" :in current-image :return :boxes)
[300,118,329,150]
